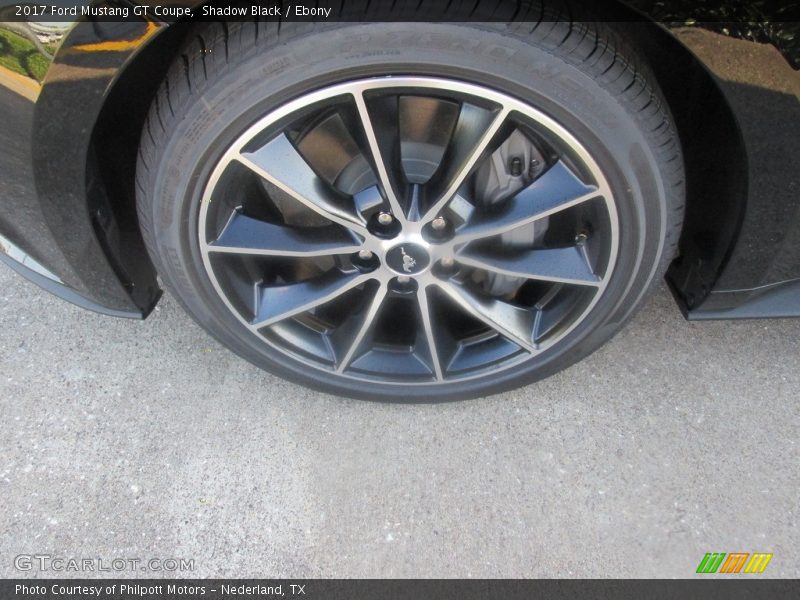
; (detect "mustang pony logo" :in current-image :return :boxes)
[401,247,416,273]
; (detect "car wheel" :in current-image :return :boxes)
[136,18,684,401]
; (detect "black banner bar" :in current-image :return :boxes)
[2,0,800,23]
[2,579,800,600]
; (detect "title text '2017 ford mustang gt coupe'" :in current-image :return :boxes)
[1,1,798,400]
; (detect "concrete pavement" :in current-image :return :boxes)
[0,263,797,577]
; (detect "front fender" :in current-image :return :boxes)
[0,10,166,316]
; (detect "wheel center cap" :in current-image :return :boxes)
[385,244,430,275]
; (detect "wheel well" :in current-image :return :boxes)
[88,23,192,302]
[614,21,747,311]
[89,12,745,314]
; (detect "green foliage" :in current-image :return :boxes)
[0,28,48,81]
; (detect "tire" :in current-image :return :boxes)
[136,15,684,402]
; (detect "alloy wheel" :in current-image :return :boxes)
[198,77,618,386]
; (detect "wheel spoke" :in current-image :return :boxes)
[252,270,370,329]
[331,281,389,373]
[208,210,363,257]
[352,91,408,221]
[238,134,369,236]
[199,77,620,387]
[436,281,537,353]
[455,161,599,243]
[415,285,445,380]
[456,246,601,286]
[422,104,509,221]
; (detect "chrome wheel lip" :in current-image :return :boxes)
[198,76,619,387]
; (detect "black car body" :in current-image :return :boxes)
[0,1,799,400]
[2,1,798,321]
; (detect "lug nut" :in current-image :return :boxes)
[575,232,588,246]
[396,275,411,284]
[431,216,447,231]
[377,212,394,226]
[358,249,373,260]
[440,257,455,268]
